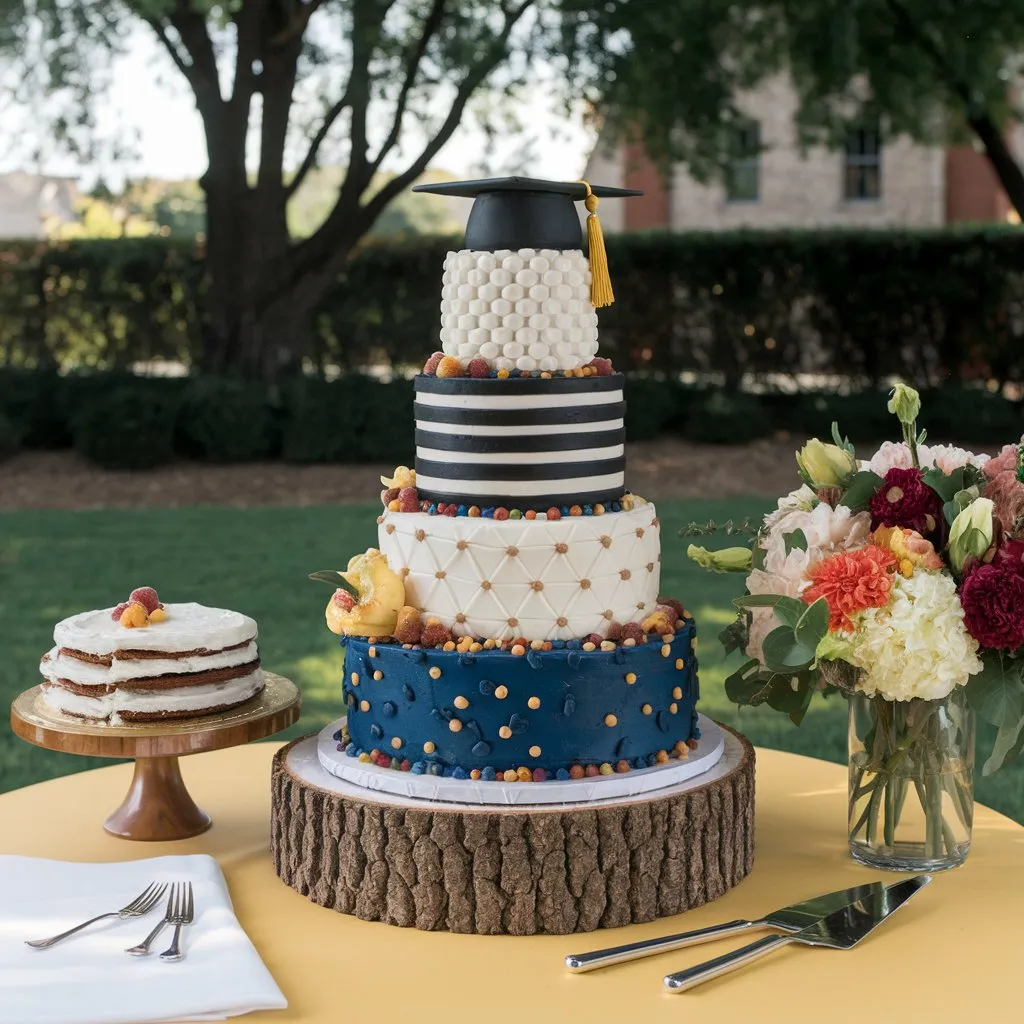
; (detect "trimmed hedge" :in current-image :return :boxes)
[5,228,1024,388]
[1,369,1020,468]
[0,410,21,461]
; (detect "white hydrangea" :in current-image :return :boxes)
[844,571,982,702]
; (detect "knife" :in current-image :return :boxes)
[564,880,884,972]
[664,874,932,993]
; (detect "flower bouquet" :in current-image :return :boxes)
[688,385,1024,870]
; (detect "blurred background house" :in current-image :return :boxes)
[0,173,80,238]
[586,75,1015,233]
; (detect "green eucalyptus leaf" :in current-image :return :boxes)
[840,470,883,511]
[966,652,1024,728]
[718,613,749,656]
[765,672,814,714]
[724,660,772,706]
[794,597,830,649]
[734,593,806,629]
[761,625,816,673]
[983,717,1024,776]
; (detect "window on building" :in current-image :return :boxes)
[844,125,882,200]
[726,121,760,202]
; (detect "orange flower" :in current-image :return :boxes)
[803,545,899,631]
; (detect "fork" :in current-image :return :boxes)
[125,883,180,957]
[26,882,167,949]
[158,880,194,962]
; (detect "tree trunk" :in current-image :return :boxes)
[968,112,1024,222]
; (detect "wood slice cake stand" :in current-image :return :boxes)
[11,672,300,842]
[271,722,755,935]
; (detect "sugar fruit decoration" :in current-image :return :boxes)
[111,586,167,628]
[312,549,407,637]
[380,465,419,512]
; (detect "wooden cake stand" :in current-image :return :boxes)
[271,721,755,935]
[11,673,300,842]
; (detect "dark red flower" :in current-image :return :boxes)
[993,538,1024,576]
[869,467,944,536]
[960,563,1024,650]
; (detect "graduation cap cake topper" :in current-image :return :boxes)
[412,176,642,308]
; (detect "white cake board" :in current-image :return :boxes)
[313,713,725,808]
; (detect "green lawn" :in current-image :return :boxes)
[2,499,1021,823]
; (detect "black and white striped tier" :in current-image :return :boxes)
[414,373,626,509]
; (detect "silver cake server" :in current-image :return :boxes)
[565,879,884,972]
[664,874,932,992]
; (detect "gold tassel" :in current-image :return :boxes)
[577,180,614,308]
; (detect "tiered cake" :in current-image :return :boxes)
[320,178,702,783]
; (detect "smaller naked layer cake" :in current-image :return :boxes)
[39,587,264,724]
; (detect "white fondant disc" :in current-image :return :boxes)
[313,714,725,807]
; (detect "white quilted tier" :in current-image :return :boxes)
[439,248,600,372]
[378,504,662,641]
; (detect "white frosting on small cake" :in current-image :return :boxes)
[40,641,260,686]
[439,249,599,371]
[53,602,257,655]
[40,669,264,724]
[378,504,662,641]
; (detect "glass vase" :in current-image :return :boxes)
[847,687,974,872]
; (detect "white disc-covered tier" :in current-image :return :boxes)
[315,713,725,807]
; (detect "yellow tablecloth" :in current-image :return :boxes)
[1,743,1020,1023]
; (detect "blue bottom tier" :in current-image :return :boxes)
[339,621,700,778]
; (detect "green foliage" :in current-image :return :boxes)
[684,390,771,444]
[923,385,1023,444]
[0,369,68,448]
[624,377,685,440]
[0,409,22,460]
[72,384,179,470]
[176,377,277,462]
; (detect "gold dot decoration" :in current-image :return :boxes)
[647,562,655,573]
[531,581,544,591]
[449,719,463,733]
[454,695,469,710]
[423,741,436,754]
[673,686,683,700]
[600,535,612,548]
[499,725,513,739]
[602,609,613,620]
[386,524,396,534]
[368,646,377,658]
[506,545,519,557]
[429,666,442,679]
[556,616,568,627]
[555,542,569,554]
[636,527,645,538]
[435,570,446,579]
[661,644,671,657]
[604,714,618,728]
[376,515,384,525]
[350,671,360,686]
[391,737,403,749]
[494,685,509,699]
[507,616,519,628]
[637,601,646,610]
[481,580,492,590]
[401,567,410,578]
[670,703,679,714]
[675,658,684,670]
[359,699,370,712]
[625,672,637,685]
[528,696,541,709]
[652,517,661,528]
[456,539,469,550]
[529,745,542,758]
[620,569,631,580]
[580,578,592,590]
[455,612,467,623]
[373,670,383,681]
[641,704,653,716]
[415,529,426,541]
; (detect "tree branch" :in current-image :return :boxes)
[269,0,327,48]
[145,18,194,85]
[367,0,449,177]
[165,7,223,118]
[283,90,351,200]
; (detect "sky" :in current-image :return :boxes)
[8,26,596,189]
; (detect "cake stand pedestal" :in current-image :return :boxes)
[10,673,301,842]
[271,722,755,935]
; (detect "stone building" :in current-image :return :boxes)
[584,75,1013,233]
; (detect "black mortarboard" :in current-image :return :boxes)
[412,176,642,252]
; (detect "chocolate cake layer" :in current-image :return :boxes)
[58,638,252,667]
[50,659,261,696]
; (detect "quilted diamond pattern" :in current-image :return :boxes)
[378,505,662,640]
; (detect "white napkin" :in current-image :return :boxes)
[0,854,287,1024]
